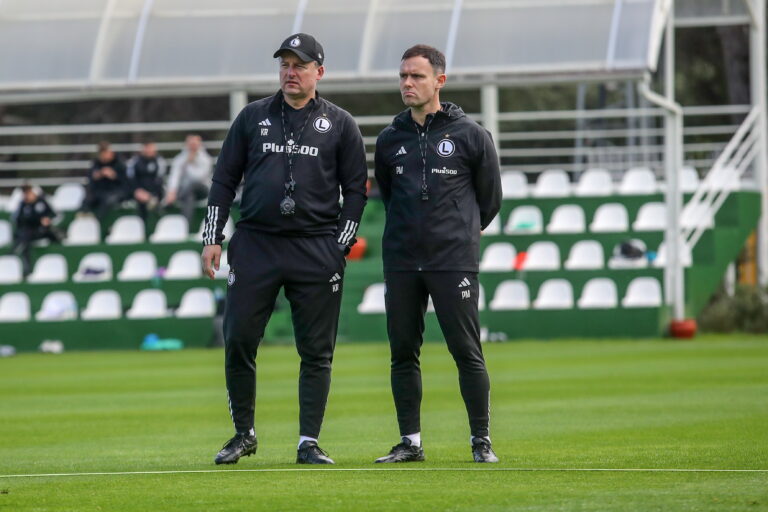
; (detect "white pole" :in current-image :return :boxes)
[229,91,248,122]
[481,83,500,152]
[749,0,768,287]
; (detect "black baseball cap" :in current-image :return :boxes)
[273,33,324,65]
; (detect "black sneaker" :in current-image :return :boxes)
[471,437,499,463]
[214,433,257,465]
[375,438,425,463]
[296,440,334,464]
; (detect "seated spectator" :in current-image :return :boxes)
[80,141,127,218]
[165,134,212,224]
[11,185,63,275]
[127,141,167,223]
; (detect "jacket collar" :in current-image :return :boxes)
[269,89,322,116]
[392,102,465,130]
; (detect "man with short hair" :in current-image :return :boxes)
[202,33,368,465]
[127,141,167,223]
[80,141,127,218]
[11,185,62,275]
[374,44,502,463]
[165,134,212,224]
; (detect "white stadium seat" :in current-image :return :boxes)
[533,279,573,309]
[72,252,112,282]
[590,203,629,232]
[358,283,386,314]
[489,280,530,310]
[0,292,31,322]
[681,202,714,230]
[81,290,122,320]
[564,240,604,270]
[622,277,663,307]
[176,287,216,318]
[479,242,516,272]
[117,251,157,281]
[4,188,23,213]
[481,214,501,236]
[106,215,145,244]
[504,206,543,234]
[0,255,23,284]
[608,239,648,269]
[578,278,618,309]
[27,254,68,283]
[165,250,202,280]
[546,204,586,233]
[522,241,560,271]
[575,168,613,196]
[64,217,100,246]
[501,171,528,198]
[126,289,169,319]
[632,202,666,231]
[619,167,658,195]
[36,291,78,321]
[0,220,13,247]
[150,214,189,243]
[51,183,85,212]
[532,169,570,197]
[680,166,700,193]
[653,241,693,268]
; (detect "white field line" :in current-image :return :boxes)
[1,467,767,479]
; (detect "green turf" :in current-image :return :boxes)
[1,336,767,511]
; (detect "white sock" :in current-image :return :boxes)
[298,435,317,449]
[471,435,491,445]
[403,433,421,447]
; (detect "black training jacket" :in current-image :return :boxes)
[375,103,501,272]
[204,91,368,247]
[14,197,55,231]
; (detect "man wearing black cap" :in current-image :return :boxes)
[201,33,368,465]
[374,44,502,463]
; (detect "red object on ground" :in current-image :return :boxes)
[669,318,697,339]
[514,251,527,271]
[347,237,367,260]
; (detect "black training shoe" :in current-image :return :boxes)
[296,440,334,464]
[375,438,425,463]
[214,433,257,465]
[471,437,499,463]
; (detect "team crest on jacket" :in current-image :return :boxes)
[227,269,236,286]
[313,116,332,133]
[437,139,455,157]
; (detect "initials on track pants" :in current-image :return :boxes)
[384,271,490,438]
[223,229,346,438]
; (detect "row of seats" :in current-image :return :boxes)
[357,277,663,313]
[0,250,228,284]
[501,167,702,199]
[0,288,217,322]
[0,214,234,248]
[479,240,691,271]
[482,201,712,235]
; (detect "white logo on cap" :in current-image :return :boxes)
[437,139,455,157]
[290,37,301,47]
[318,53,322,59]
[313,117,332,133]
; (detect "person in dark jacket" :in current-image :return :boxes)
[80,141,127,218]
[374,44,502,464]
[201,33,368,466]
[11,185,63,275]
[126,141,167,223]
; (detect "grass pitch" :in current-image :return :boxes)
[1,336,767,511]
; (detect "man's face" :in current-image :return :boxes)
[142,143,157,157]
[186,136,201,153]
[98,149,114,162]
[279,52,324,100]
[22,189,36,203]
[399,56,445,108]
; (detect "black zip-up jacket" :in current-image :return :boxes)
[14,196,55,232]
[127,154,167,196]
[88,157,127,196]
[204,91,368,246]
[375,103,501,272]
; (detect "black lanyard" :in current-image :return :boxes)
[413,116,434,201]
[280,98,316,198]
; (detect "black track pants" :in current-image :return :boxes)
[384,271,490,438]
[223,229,346,438]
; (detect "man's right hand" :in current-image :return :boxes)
[201,244,221,280]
